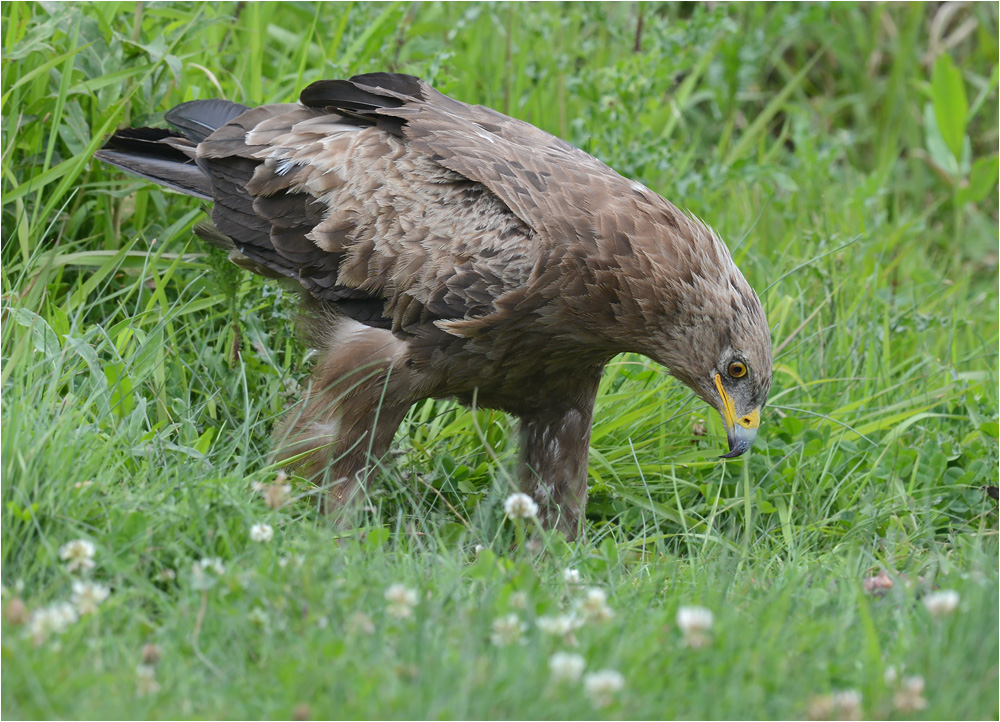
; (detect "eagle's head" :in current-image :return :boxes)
[644,220,772,458]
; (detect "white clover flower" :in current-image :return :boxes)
[26,602,79,645]
[831,689,863,721]
[191,558,225,591]
[510,591,529,610]
[250,523,274,543]
[201,558,225,575]
[548,651,586,683]
[136,663,160,697]
[348,611,375,635]
[808,690,863,721]
[26,613,51,646]
[385,583,418,606]
[578,587,615,623]
[52,601,79,627]
[893,676,927,712]
[676,605,714,647]
[563,567,581,584]
[923,589,960,617]
[584,587,608,604]
[490,613,527,646]
[583,669,625,708]
[385,584,418,619]
[71,580,109,615]
[808,690,864,722]
[676,605,714,633]
[59,539,96,574]
[536,614,581,636]
[503,492,539,520]
[247,607,269,627]
[254,473,292,509]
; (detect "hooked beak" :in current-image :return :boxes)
[714,373,760,459]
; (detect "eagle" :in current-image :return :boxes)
[96,73,772,538]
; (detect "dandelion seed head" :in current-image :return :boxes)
[503,492,538,520]
[548,651,586,683]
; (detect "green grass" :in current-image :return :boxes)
[2,2,998,719]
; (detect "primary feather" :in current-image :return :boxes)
[95,73,772,537]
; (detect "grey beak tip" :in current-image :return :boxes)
[720,426,758,459]
[719,440,753,459]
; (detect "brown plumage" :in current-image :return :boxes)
[96,73,772,537]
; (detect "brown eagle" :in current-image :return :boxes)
[96,73,772,537]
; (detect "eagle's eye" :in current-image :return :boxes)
[728,361,747,379]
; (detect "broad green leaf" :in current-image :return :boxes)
[922,102,960,179]
[104,362,135,418]
[10,308,60,356]
[931,53,968,162]
[956,154,999,206]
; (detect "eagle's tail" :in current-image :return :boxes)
[94,100,249,201]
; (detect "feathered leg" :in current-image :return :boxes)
[517,375,602,539]
[273,319,413,518]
